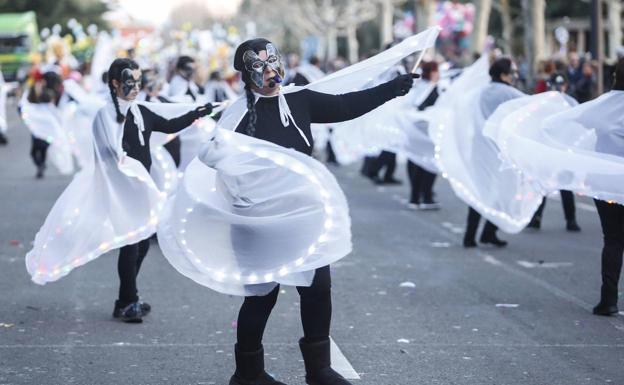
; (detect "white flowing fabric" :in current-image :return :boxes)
[330,80,437,171]
[157,27,440,296]
[0,71,8,134]
[484,90,624,205]
[20,95,75,175]
[26,97,203,284]
[88,32,115,94]
[428,56,544,233]
[157,128,351,296]
[166,93,217,170]
[62,80,108,168]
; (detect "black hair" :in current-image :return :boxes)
[107,58,140,123]
[176,55,195,70]
[309,56,320,67]
[234,38,273,137]
[613,58,624,91]
[489,57,514,82]
[421,61,439,81]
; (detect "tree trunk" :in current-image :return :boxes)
[521,0,534,88]
[326,27,338,61]
[608,0,623,61]
[380,0,394,46]
[532,0,546,63]
[500,0,513,54]
[471,0,493,54]
[414,0,435,31]
[346,23,359,64]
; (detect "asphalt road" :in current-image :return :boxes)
[0,101,623,385]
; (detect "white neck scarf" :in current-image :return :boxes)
[117,97,147,146]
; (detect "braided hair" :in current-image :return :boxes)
[243,73,257,137]
[233,38,273,138]
[107,58,140,123]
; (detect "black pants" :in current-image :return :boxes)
[236,266,332,352]
[464,207,498,242]
[361,156,376,177]
[407,161,437,204]
[594,199,624,306]
[163,136,182,167]
[30,136,49,168]
[117,239,150,306]
[369,151,397,181]
[533,190,576,222]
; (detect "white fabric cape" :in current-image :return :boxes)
[330,79,438,171]
[26,97,202,284]
[427,55,544,233]
[484,90,624,205]
[20,92,76,174]
[0,71,8,134]
[156,27,440,296]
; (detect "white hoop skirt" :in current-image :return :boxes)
[484,90,624,204]
[157,128,352,296]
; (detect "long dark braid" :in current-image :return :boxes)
[109,84,124,123]
[107,58,140,123]
[244,80,257,137]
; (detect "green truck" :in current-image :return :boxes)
[0,11,39,82]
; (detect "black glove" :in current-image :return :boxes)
[195,103,214,117]
[388,73,420,97]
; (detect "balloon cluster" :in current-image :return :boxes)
[435,1,475,40]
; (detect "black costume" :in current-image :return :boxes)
[407,86,439,206]
[229,37,415,385]
[593,199,624,315]
[115,103,208,317]
[287,68,339,165]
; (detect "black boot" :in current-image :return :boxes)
[480,234,508,248]
[566,220,581,232]
[229,345,286,385]
[299,338,351,385]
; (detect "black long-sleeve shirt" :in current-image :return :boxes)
[235,81,396,155]
[123,105,202,170]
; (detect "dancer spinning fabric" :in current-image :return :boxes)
[427,55,543,247]
[483,58,624,316]
[21,70,72,178]
[25,58,214,324]
[156,29,439,385]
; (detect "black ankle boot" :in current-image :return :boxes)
[299,338,352,385]
[480,234,508,248]
[592,302,619,316]
[229,345,286,385]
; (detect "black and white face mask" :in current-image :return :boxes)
[242,43,284,89]
[120,68,142,96]
[180,62,196,80]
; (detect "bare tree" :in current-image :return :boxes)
[471,0,493,54]
[414,0,436,32]
[607,0,623,61]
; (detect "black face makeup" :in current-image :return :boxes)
[120,68,142,96]
[242,43,284,89]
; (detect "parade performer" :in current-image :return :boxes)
[156,28,439,385]
[25,58,214,324]
[427,55,544,247]
[483,58,624,315]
